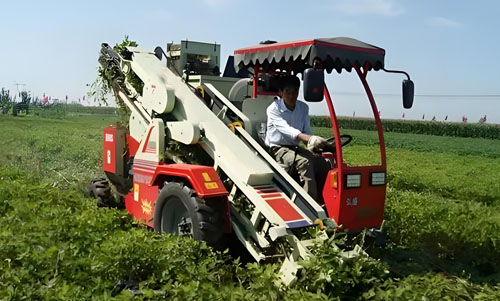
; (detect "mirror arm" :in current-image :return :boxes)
[382,67,411,81]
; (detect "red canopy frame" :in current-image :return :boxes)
[321,63,387,230]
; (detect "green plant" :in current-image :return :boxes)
[87,36,143,126]
[2,115,500,298]
[310,116,500,139]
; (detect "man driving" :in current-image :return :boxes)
[265,75,332,201]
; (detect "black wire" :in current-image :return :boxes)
[155,46,183,78]
[154,46,198,93]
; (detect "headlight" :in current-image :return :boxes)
[371,172,386,185]
[330,171,338,189]
[345,174,361,188]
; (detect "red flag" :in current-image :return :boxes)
[42,96,48,105]
[402,112,405,118]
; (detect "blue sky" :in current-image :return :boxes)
[1,0,499,123]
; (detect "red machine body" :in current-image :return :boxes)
[103,127,230,230]
[126,160,229,228]
[95,37,413,283]
[103,123,127,175]
[104,37,398,234]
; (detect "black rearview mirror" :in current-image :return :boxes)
[403,79,414,109]
[303,68,324,102]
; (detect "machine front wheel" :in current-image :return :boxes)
[153,182,226,250]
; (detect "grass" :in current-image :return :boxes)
[0,114,119,191]
[1,168,498,299]
[314,127,500,205]
[1,114,500,298]
[381,188,500,282]
[315,127,500,158]
[313,126,500,284]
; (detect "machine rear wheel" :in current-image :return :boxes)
[153,182,226,250]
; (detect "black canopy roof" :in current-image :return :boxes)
[234,37,385,74]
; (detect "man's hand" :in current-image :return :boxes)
[307,135,327,152]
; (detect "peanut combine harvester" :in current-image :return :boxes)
[91,37,414,284]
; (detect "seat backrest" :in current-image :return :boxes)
[241,96,274,141]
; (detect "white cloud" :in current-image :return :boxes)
[330,0,404,16]
[429,16,461,28]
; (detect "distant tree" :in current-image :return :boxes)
[1,88,12,114]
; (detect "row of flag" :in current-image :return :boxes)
[352,111,488,123]
[401,113,486,123]
[41,93,88,105]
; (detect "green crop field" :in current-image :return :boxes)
[1,114,500,299]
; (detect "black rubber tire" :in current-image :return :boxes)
[154,182,226,250]
[89,178,124,209]
[89,178,111,206]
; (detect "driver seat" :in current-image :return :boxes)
[241,96,274,146]
[240,97,301,179]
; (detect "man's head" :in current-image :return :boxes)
[279,76,300,106]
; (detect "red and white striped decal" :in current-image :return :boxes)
[141,126,156,154]
[144,146,156,154]
[254,185,310,228]
[133,158,158,174]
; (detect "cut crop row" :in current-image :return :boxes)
[312,129,500,206]
[311,116,500,139]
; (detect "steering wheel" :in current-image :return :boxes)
[326,134,353,147]
[320,134,353,154]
